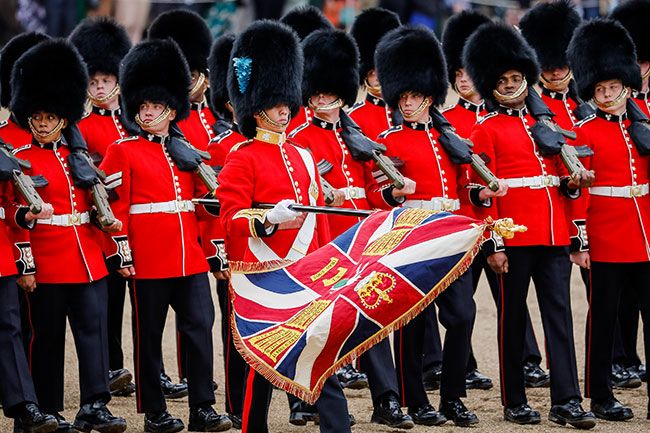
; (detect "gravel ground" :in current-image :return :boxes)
[1,267,648,433]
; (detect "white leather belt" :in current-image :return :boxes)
[39,211,90,227]
[503,175,560,189]
[403,198,460,212]
[589,184,650,198]
[130,200,195,215]
[0,208,5,220]
[338,186,366,200]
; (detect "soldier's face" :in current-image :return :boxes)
[454,68,475,95]
[138,101,176,134]
[541,66,570,90]
[594,79,628,112]
[30,111,61,134]
[366,70,380,88]
[309,93,338,108]
[495,70,527,107]
[255,104,290,132]
[189,70,208,102]
[88,73,118,100]
[398,92,430,121]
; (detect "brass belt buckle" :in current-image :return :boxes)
[349,188,357,199]
[630,185,641,197]
[178,200,186,212]
[68,213,80,226]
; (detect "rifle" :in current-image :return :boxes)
[626,99,650,155]
[168,125,219,196]
[316,160,336,205]
[567,80,597,122]
[0,139,46,214]
[192,198,374,218]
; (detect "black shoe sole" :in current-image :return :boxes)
[424,381,440,391]
[289,413,318,426]
[187,421,232,432]
[74,420,127,433]
[592,411,634,421]
[612,380,642,389]
[504,414,541,425]
[370,415,415,430]
[446,417,479,427]
[466,381,494,390]
[339,379,369,390]
[411,417,447,427]
[144,423,184,433]
[549,413,596,430]
[163,390,189,399]
[525,378,550,388]
[108,372,133,393]
[21,419,59,433]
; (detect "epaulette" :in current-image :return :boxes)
[212,129,232,144]
[574,114,596,128]
[287,121,310,138]
[477,111,498,125]
[12,144,31,155]
[346,100,365,114]
[0,120,7,129]
[378,125,403,139]
[230,139,253,153]
[440,104,455,113]
[115,136,138,144]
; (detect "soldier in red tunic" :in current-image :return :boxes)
[465,22,595,428]
[216,20,352,433]
[348,8,402,140]
[568,18,650,422]
[100,39,231,433]
[10,38,127,433]
[69,16,138,399]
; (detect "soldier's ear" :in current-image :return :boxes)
[169,109,177,121]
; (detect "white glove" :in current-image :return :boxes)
[266,199,300,225]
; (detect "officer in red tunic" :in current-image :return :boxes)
[348,7,401,140]
[288,28,416,430]
[100,39,231,433]
[608,0,650,385]
[216,20,352,433]
[69,16,137,399]
[10,38,127,433]
[376,25,502,427]
[464,22,595,428]
[568,18,650,421]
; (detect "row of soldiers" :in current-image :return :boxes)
[1,1,650,432]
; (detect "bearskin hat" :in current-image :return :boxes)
[301,29,359,107]
[375,26,448,109]
[0,32,49,108]
[463,23,540,103]
[228,20,302,139]
[351,8,401,85]
[610,0,650,63]
[519,0,581,71]
[120,39,191,127]
[148,9,212,73]
[10,39,88,129]
[567,18,641,101]
[208,34,235,115]
[442,10,491,84]
[69,17,131,78]
[280,5,333,41]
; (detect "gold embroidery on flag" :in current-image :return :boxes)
[363,209,433,256]
[355,272,396,310]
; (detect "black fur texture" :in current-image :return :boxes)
[442,10,491,84]
[351,8,401,85]
[610,0,650,62]
[69,16,131,78]
[208,34,235,115]
[0,32,49,108]
[280,5,333,41]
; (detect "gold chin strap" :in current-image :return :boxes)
[29,117,66,142]
[493,78,528,103]
[643,66,650,81]
[87,83,121,105]
[540,71,573,92]
[364,78,382,98]
[398,96,431,121]
[308,97,344,113]
[453,82,476,98]
[258,109,289,130]
[135,105,172,130]
[593,86,629,109]
[189,72,207,97]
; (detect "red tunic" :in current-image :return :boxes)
[216,128,330,263]
[573,110,650,262]
[287,106,314,136]
[100,133,213,279]
[14,140,108,283]
[289,116,394,238]
[177,100,217,152]
[470,106,572,248]
[0,182,26,277]
[78,106,127,158]
[348,94,396,140]
[0,116,32,149]
[632,90,650,117]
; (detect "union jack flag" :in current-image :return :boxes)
[230,208,486,403]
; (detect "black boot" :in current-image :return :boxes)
[160,373,188,399]
[335,364,368,389]
[590,396,634,421]
[439,399,478,427]
[504,403,541,425]
[144,411,184,433]
[289,401,318,426]
[548,399,596,429]
[13,403,58,433]
[108,369,133,393]
[523,361,550,388]
[73,400,126,433]
[407,404,446,426]
[370,393,414,429]
[188,406,231,432]
[465,369,493,390]
[626,364,647,382]
[422,364,442,391]
[227,413,242,429]
[611,363,642,389]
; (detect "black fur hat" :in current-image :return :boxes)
[68,16,131,78]
[120,39,191,126]
[280,5,333,41]
[302,29,359,107]
[0,32,49,108]
[610,0,650,63]
[519,0,581,71]
[463,23,540,103]
[208,34,235,115]
[568,18,641,101]
[375,26,448,109]
[228,20,303,139]
[148,9,212,73]
[351,8,401,85]
[10,39,88,128]
[442,11,491,84]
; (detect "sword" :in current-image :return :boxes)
[191,198,374,218]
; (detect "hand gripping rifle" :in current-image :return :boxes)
[428,107,500,192]
[168,125,219,196]
[339,111,405,189]
[525,88,593,179]
[0,138,46,214]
